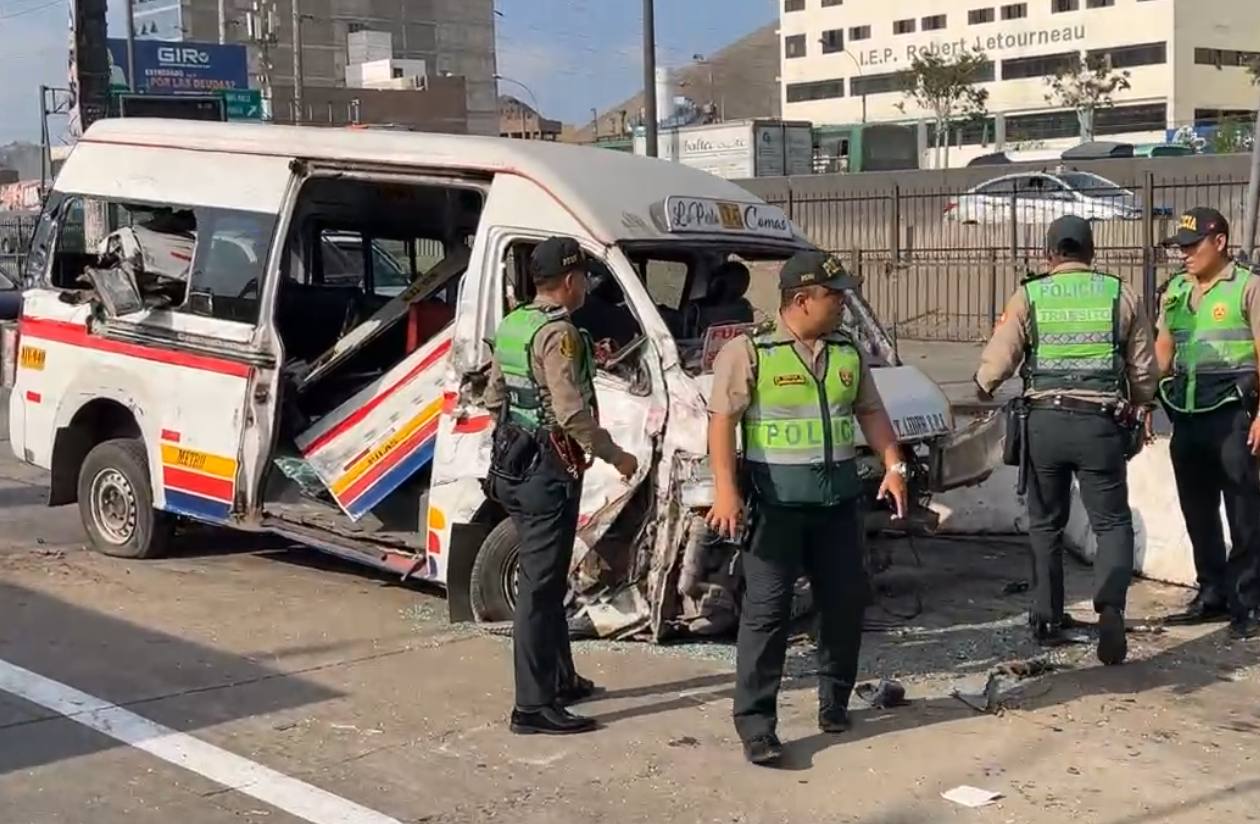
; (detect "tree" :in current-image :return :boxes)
[1248,54,1260,85]
[1043,52,1131,142]
[895,47,990,168]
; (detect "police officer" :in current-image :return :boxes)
[484,236,639,735]
[707,250,908,766]
[975,215,1158,665]
[1155,207,1260,638]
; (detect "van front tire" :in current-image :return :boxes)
[77,438,173,560]
[470,518,520,623]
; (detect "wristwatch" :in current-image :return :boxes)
[888,461,908,477]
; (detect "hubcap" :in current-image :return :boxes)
[89,468,137,545]
[502,549,520,612]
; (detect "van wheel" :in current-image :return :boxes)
[77,438,173,560]
[470,519,520,622]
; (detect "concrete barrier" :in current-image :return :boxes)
[931,434,1200,588]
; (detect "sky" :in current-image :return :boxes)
[0,0,774,146]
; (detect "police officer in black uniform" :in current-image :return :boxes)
[975,216,1158,665]
[1155,208,1260,638]
[483,237,638,735]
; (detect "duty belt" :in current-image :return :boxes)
[1025,395,1116,414]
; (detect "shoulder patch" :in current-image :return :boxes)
[557,329,577,359]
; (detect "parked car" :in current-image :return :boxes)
[0,272,22,320]
[944,170,1172,224]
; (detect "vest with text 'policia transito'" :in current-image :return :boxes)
[1020,269,1125,394]
[742,332,862,507]
[493,303,598,430]
[1159,266,1258,414]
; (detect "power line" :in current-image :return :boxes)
[0,0,66,20]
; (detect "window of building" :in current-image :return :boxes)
[784,0,805,11]
[786,79,846,102]
[968,7,995,24]
[1088,41,1165,69]
[1085,0,1113,6]
[1194,108,1257,126]
[820,28,844,53]
[928,117,996,146]
[1000,3,1027,19]
[1001,50,1076,80]
[849,25,871,40]
[1195,48,1260,68]
[850,71,905,96]
[922,14,947,30]
[784,34,806,59]
[822,0,843,6]
[1005,103,1167,142]
[893,18,915,34]
[970,60,998,83]
[1051,0,1078,12]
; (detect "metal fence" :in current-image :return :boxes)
[0,214,36,286]
[744,174,1252,342]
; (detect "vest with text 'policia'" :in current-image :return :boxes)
[493,304,598,430]
[1159,267,1258,413]
[1021,269,1125,394]
[741,332,862,507]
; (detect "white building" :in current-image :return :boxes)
[779,0,1260,164]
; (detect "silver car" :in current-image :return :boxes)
[944,170,1171,224]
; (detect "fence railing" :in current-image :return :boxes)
[0,214,35,287]
[748,175,1252,342]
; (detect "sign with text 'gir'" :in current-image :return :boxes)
[106,39,249,96]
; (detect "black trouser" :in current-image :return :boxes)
[1169,404,1260,617]
[732,498,867,742]
[492,456,581,711]
[1025,407,1134,622]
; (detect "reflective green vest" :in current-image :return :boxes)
[494,303,597,429]
[1021,269,1124,393]
[1159,267,1258,413]
[742,333,862,507]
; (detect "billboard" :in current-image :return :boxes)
[106,39,249,95]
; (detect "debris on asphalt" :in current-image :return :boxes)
[941,785,1003,807]
[1002,579,1029,595]
[951,656,1061,714]
[855,678,910,708]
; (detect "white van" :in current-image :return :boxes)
[4,119,998,640]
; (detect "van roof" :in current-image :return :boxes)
[70,119,795,245]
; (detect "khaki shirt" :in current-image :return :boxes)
[1154,261,1260,338]
[708,317,887,419]
[484,298,624,464]
[975,263,1159,405]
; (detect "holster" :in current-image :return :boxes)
[485,415,540,489]
[1001,398,1031,496]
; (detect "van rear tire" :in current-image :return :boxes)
[470,518,520,623]
[77,438,173,560]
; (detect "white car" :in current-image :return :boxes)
[944,170,1171,224]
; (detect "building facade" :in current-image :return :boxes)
[779,0,1259,159]
[130,0,498,135]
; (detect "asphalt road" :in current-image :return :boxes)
[0,389,1254,823]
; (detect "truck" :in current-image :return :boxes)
[3,118,1002,641]
[633,119,816,180]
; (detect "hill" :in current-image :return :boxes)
[0,142,43,181]
[578,22,780,142]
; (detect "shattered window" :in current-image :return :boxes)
[182,209,279,324]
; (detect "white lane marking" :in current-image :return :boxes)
[0,658,405,824]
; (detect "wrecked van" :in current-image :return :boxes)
[3,119,1001,641]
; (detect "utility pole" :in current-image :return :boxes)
[290,0,304,123]
[218,0,227,43]
[247,0,277,120]
[1240,104,1260,263]
[123,0,136,91]
[641,0,657,157]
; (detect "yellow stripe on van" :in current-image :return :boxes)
[159,444,238,479]
[330,398,443,496]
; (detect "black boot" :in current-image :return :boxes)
[1163,590,1230,625]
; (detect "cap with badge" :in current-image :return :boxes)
[1045,214,1095,258]
[779,250,855,292]
[530,236,589,282]
[1163,207,1229,247]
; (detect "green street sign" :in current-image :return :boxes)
[221,89,263,120]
